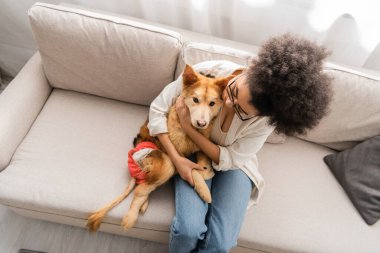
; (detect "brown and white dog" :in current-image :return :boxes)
[86,64,239,232]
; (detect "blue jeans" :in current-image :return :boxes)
[169,167,253,253]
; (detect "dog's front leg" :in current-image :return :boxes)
[191,170,212,203]
[195,151,215,180]
[189,152,214,203]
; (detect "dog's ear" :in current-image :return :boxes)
[231,68,244,76]
[215,75,236,91]
[182,64,199,86]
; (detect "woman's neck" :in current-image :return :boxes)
[220,104,235,132]
[223,104,235,116]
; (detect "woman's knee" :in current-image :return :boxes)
[201,233,237,253]
[171,216,207,240]
[221,169,251,183]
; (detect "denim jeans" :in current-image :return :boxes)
[169,165,254,253]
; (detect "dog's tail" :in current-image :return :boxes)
[86,178,136,232]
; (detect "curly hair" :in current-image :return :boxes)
[246,33,333,136]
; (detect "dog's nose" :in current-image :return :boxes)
[197,120,206,128]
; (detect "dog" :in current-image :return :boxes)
[86,64,240,232]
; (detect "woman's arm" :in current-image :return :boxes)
[157,133,202,186]
[176,96,275,171]
[182,125,220,164]
[148,76,182,136]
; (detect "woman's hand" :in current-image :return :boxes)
[173,156,203,187]
[175,95,192,130]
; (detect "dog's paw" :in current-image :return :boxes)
[197,160,212,171]
[196,163,215,180]
[121,213,137,231]
[201,164,211,171]
[202,168,215,180]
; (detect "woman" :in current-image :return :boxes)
[148,33,333,253]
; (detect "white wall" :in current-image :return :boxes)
[1,0,380,76]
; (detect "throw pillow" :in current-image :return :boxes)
[323,135,380,225]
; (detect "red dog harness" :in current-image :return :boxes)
[128,141,159,184]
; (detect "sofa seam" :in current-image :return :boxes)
[324,67,380,82]
[173,41,185,80]
[235,245,273,253]
[4,203,170,233]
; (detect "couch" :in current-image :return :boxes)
[0,2,379,253]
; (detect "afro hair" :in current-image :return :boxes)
[246,33,333,136]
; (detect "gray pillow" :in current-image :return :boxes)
[323,136,380,225]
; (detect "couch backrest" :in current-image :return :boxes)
[296,64,380,150]
[28,2,182,106]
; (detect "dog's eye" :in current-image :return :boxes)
[209,101,215,107]
[193,97,199,103]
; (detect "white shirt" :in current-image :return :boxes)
[148,60,275,208]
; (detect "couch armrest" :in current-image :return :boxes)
[0,52,52,171]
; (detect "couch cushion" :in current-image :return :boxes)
[1,92,379,251]
[241,137,380,253]
[0,89,174,232]
[296,64,380,151]
[28,3,182,106]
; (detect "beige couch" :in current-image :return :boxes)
[0,2,379,253]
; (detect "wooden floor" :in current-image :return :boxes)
[0,205,169,253]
